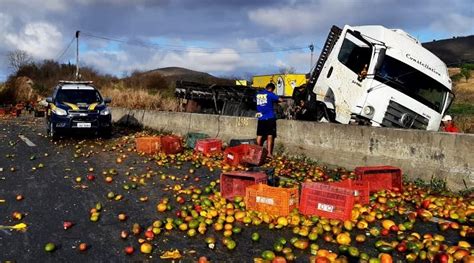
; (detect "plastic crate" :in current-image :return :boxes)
[355,166,402,193]
[195,138,222,155]
[11,109,20,117]
[245,184,299,216]
[299,182,355,221]
[328,179,370,205]
[220,171,267,201]
[229,138,257,147]
[15,103,24,110]
[136,137,162,154]
[185,132,209,149]
[161,135,184,154]
[223,145,247,166]
[242,144,268,166]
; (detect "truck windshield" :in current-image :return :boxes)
[56,89,102,104]
[375,55,448,113]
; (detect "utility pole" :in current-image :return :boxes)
[309,44,314,73]
[75,30,80,80]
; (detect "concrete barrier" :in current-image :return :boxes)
[112,107,474,192]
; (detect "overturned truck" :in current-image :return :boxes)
[175,81,258,117]
[176,24,453,131]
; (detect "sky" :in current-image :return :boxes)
[0,0,473,81]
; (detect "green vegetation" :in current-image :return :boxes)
[460,63,474,70]
[448,103,474,115]
[460,67,471,82]
[450,64,474,82]
[413,176,448,194]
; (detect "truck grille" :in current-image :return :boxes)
[382,100,429,130]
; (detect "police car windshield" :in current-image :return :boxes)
[56,88,102,104]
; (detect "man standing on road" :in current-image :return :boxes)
[256,83,283,157]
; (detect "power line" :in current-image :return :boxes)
[80,31,308,54]
[55,36,76,62]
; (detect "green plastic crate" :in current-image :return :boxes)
[185,132,209,149]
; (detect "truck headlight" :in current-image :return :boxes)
[363,105,375,117]
[52,107,67,116]
[100,108,110,115]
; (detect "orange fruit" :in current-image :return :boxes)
[379,253,393,263]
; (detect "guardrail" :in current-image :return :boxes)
[111,107,474,192]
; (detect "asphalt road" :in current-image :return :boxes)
[0,115,292,262]
[0,114,467,263]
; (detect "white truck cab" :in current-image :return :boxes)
[310,25,453,130]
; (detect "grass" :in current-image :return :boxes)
[449,69,474,133]
[448,103,474,115]
[100,87,179,111]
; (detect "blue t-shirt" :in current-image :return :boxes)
[256,89,279,120]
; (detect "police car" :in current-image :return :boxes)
[46,81,112,138]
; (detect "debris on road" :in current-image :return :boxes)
[0,119,472,262]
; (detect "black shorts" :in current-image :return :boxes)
[257,119,277,137]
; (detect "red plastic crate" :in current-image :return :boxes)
[299,182,355,221]
[136,137,162,154]
[11,109,20,117]
[245,184,299,216]
[220,171,267,201]
[242,144,268,166]
[15,103,24,110]
[328,179,370,205]
[195,138,222,155]
[161,135,183,154]
[223,145,247,166]
[355,166,402,193]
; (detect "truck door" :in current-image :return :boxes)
[326,30,372,123]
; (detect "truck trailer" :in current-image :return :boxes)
[307,25,453,130]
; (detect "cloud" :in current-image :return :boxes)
[0,13,13,33]
[0,0,473,81]
[248,0,474,38]
[237,38,261,51]
[248,1,355,34]
[431,13,474,35]
[80,48,243,75]
[4,22,63,59]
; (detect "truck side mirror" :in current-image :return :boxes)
[104,98,112,104]
[46,97,53,103]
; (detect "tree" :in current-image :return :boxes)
[279,66,296,74]
[7,50,33,73]
[460,66,471,82]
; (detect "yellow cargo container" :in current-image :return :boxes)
[235,80,248,86]
[252,74,307,97]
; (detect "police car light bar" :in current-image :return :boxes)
[58,80,94,84]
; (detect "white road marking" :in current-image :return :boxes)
[18,135,36,147]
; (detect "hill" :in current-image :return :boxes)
[422,35,474,66]
[143,67,234,86]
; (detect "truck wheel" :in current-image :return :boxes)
[316,103,336,122]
